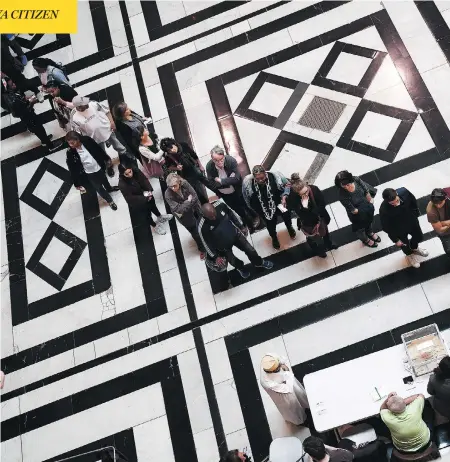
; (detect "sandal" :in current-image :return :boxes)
[363,239,378,248]
[369,233,381,243]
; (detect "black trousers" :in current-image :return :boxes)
[146,197,161,227]
[86,170,113,203]
[398,222,423,256]
[185,223,205,252]
[264,209,292,239]
[305,227,333,255]
[221,191,254,229]
[223,232,263,270]
[23,113,52,145]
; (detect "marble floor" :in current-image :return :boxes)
[1,1,450,461]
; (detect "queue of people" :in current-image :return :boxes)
[2,51,449,275]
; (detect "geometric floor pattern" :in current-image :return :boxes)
[1,1,450,461]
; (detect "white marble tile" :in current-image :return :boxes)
[157,1,186,25]
[192,279,217,319]
[157,305,190,334]
[352,111,403,150]
[395,118,435,162]
[156,249,178,274]
[421,273,450,314]
[93,328,130,359]
[194,427,220,462]
[105,227,146,314]
[230,20,251,37]
[73,342,96,366]
[38,236,73,275]
[178,348,213,434]
[161,267,187,311]
[195,27,233,51]
[249,82,294,117]
[145,83,168,122]
[134,415,175,462]
[226,428,252,459]
[71,1,98,60]
[421,64,450,132]
[235,117,281,167]
[119,67,144,118]
[154,42,197,68]
[1,436,21,462]
[205,338,233,385]
[341,26,388,52]
[271,144,318,180]
[215,378,246,434]
[21,384,165,462]
[31,170,64,205]
[225,73,259,113]
[176,29,293,91]
[183,1,221,17]
[283,284,433,365]
[139,57,160,88]
[180,82,211,110]
[1,396,20,422]
[129,13,150,48]
[327,52,372,86]
[185,100,223,158]
[153,117,175,139]
[435,1,450,13]
[125,0,143,17]
[127,318,159,345]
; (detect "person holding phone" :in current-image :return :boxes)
[118,162,172,235]
[65,131,119,210]
[242,165,295,249]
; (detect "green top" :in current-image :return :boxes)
[380,396,430,452]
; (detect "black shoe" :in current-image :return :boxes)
[272,237,280,250]
[109,202,118,211]
[45,139,63,152]
[328,243,339,250]
[318,251,327,258]
[107,166,115,178]
[108,186,120,192]
[288,227,296,240]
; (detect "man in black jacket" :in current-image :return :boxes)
[65,131,119,210]
[206,145,258,229]
[45,81,78,131]
[380,187,428,268]
[198,200,273,278]
[1,75,61,150]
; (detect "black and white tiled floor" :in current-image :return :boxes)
[1,1,450,461]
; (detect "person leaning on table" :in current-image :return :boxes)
[427,355,450,420]
[379,392,431,453]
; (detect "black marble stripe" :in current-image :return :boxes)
[415,1,450,63]
[89,1,113,52]
[44,429,137,462]
[142,1,248,41]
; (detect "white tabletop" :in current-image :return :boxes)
[303,329,450,433]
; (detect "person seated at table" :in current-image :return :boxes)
[427,355,450,419]
[303,436,353,462]
[380,392,432,454]
[337,423,387,462]
[220,449,252,462]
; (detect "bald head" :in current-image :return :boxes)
[202,203,216,220]
[387,395,406,414]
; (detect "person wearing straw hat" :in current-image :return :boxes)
[260,353,309,425]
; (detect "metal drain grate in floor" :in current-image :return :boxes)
[298,96,346,133]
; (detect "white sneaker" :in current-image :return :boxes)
[154,222,166,235]
[406,254,420,268]
[413,247,429,257]
[157,214,173,223]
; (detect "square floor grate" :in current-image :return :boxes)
[298,96,346,133]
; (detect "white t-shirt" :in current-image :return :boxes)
[71,101,112,143]
[217,167,235,194]
[77,144,101,174]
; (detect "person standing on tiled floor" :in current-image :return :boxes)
[427,187,450,258]
[243,165,296,250]
[379,187,428,268]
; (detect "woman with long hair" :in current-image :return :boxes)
[427,356,450,419]
[335,170,380,248]
[287,173,338,258]
[32,57,70,87]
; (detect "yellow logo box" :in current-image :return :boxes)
[0,0,77,33]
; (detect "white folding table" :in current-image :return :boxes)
[303,329,449,433]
